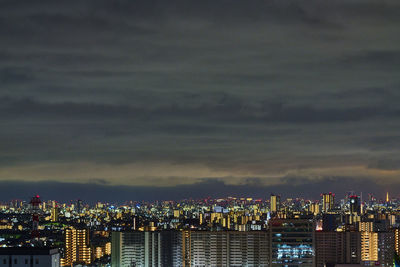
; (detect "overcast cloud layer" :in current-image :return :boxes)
[0,0,400,201]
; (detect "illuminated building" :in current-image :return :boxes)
[93,241,112,260]
[322,193,335,213]
[349,196,361,224]
[359,222,373,232]
[111,231,182,267]
[309,202,320,215]
[378,232,396,267]
[183,231,269,267]
[361,232,394,267]
[95,247,103,259]
[395,229,400,255]
[270,194,281,213]
[199,213,204,225]
[186,231,228,266]
[105,242,111,256]
[51,207,59,222]
[61,227,91,266]
[361,232,378,262]
[269,219,314,267]
[111,232,145,267]
[112,231,269,267]
[173,210,180,218]
[228,231,269,266]
[0,248,60,267]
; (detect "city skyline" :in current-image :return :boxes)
[1,188,400,267]
[0,189,394,204]
[1,0,400,200]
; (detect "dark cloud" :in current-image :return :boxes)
[367,157,400,171]
[0,68,33,84]
[0,0,399,197]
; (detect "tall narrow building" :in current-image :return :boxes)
[61,227,91,266]
[270,194,281,213]
[322,193,335,213]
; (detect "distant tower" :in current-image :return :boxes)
[30,195,41,239]
[386,192,390,203]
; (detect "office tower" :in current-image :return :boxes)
[269,219,314,267]
[386,192,390,203]
[349,195,361,224]
[315,231,361,267]
[322,193,335,213]
[61,227,91,266]
[0,248,60,267]
[270,194,280,213]
[182,231,269,267]
[349,195,360,214]
[111,231,182,267]
[51,206,59,222]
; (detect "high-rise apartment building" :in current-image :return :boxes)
[315,231,361,267]
[61,227,91,266]
[112,231,269,267]
[228,231,269,267]
[361,232,395,267]
[361,232,379,262]
[183,231,269,267]
[359,222,374,232]
[269,219,314,267]
[395,228,400,255]
[111,231,182,267]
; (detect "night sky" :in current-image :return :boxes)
[1,0,400,203]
